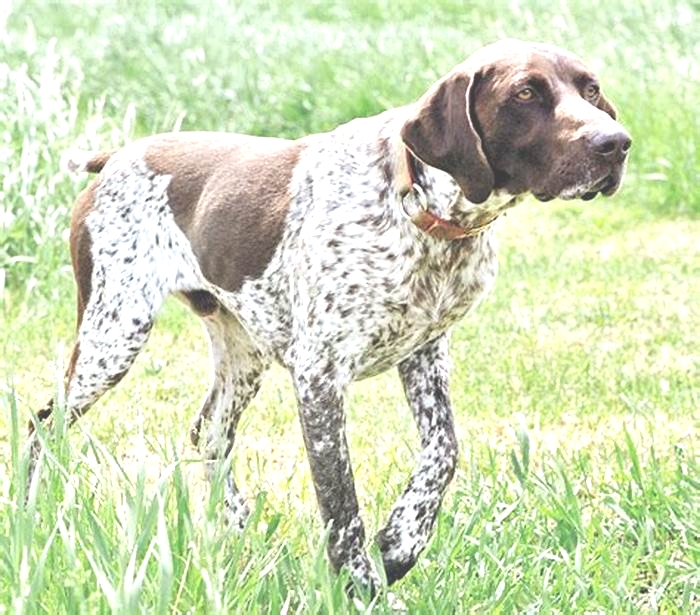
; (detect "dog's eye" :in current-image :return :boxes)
[515,87,536,102]
[583,83,600,101]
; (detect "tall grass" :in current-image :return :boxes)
[3,392,697,612]
[1,0,698,612]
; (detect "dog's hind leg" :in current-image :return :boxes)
[188,308,266,529]
[27,224,169,483]
[376,334,459,584]
[27,163,197,487]
[26,259,166,488]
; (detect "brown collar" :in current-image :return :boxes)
[395,146,500,241]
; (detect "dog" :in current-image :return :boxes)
[29,39,630,593]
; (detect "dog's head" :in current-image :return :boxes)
[401,39,631,204]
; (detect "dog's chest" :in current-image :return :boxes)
[273,217,499,377]
[349,234,499,377]
[223,218,498,378]
[231,200,499,375]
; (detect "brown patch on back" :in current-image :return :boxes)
[143,132,306,292]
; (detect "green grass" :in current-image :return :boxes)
[1,0,698,612]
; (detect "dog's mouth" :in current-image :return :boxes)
[534,172,622,203]
[579,175,615,201]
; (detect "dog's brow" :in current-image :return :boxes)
[510,70,550,88]
[572,71,599,87]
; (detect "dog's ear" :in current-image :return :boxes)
[596,91,618,120]
[401,69,494,204]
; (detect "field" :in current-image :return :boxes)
[1,0,698,612]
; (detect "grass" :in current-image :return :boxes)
[1,0,698,612]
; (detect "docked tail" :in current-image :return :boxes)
[60,149,115,174]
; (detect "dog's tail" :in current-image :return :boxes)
[60,149,115,174]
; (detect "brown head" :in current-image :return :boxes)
[401,39,631,204]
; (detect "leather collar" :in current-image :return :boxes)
[395,146,500,241]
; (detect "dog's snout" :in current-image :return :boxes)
[589,129,632,158]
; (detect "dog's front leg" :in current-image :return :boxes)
[376,333,459,584]
[291,361,381,595]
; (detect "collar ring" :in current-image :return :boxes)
[399,182,428,220]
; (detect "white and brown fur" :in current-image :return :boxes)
[29,40,630,592]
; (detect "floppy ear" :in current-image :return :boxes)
[400,70,494,204]
[596,92,618,119]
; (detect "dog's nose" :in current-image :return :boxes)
[590,129,632,158]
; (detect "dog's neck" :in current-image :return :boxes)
[393,144,519,240]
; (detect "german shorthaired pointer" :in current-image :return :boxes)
[29,39,630,593]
